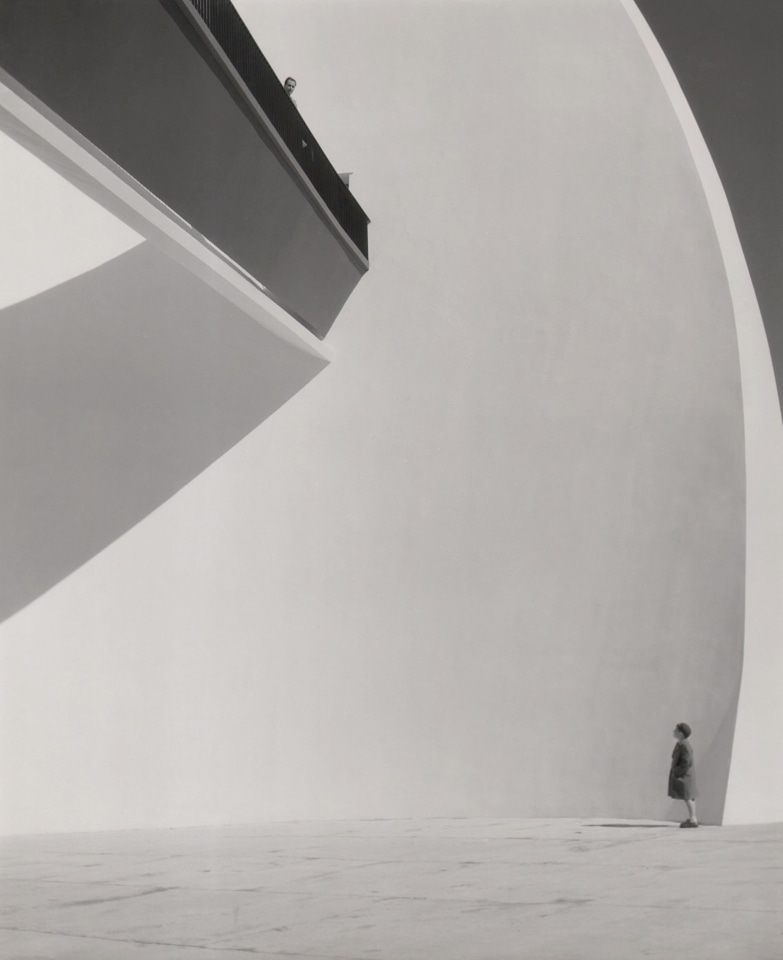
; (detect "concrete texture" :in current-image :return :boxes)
[0,0,750,837]
[0,818,780,959]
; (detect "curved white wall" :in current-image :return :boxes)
[0,0,754,833]
[623,0,783,825]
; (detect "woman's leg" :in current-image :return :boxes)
[684,799,697,823]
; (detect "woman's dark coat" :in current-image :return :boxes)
[668,739,697,800]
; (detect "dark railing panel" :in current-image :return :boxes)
[187,0,369,259]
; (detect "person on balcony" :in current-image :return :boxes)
[284,76,297,106]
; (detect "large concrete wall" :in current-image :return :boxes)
[0,0,756,833]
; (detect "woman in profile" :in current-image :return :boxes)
[669,722,698,827]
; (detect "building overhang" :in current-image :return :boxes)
[0,0,369,338]
[0,69,332,622]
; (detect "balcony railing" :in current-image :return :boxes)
[185,0,369,260]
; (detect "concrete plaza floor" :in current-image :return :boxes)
[0,818,780,959]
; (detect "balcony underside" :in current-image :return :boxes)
[0,0,368,338]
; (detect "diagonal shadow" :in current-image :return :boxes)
[0,243,327,624]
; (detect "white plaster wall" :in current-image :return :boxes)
[0,0,749,833]
[622,0,783,825]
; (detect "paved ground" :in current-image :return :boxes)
[0,818,780,959]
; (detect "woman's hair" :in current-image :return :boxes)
[676,722,692,739]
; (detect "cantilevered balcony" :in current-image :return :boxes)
[0,0,369,621]
[186,0,369,262]
[0,0,370,338]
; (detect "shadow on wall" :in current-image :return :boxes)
[0,242,327,624]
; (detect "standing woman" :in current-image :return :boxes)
[669,722,698,827]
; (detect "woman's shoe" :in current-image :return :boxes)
[679,820,699,828]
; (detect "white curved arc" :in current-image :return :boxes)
[621,0,783,823]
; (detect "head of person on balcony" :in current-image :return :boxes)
[284,77,297,101]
